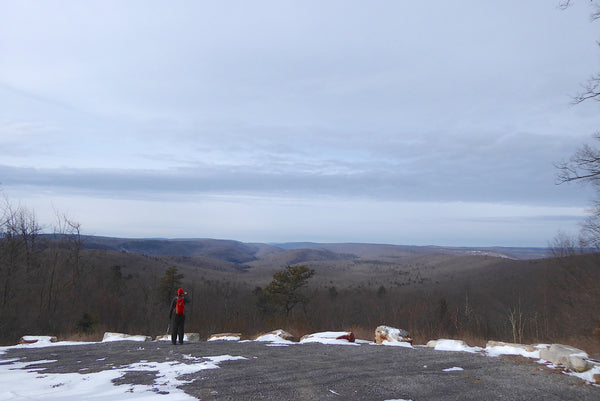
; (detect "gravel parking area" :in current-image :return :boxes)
[1,340,598,400]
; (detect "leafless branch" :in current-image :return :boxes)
[555,137,600,184]
[572,73,600,104]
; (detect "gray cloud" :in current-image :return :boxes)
[1,1,599,245]
[0,149,592,207]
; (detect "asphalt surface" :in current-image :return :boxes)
[1,340,599,400]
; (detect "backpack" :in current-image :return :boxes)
[174,296,185,315]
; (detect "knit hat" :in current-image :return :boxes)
[178,288,184,296]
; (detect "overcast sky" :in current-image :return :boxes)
[2,1,600,247]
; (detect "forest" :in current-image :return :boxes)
[0,199,599,358]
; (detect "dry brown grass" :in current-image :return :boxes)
[59,331,104,343]
[344,325,375,342]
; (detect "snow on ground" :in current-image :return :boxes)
[570,364,600,384]
[379,340,413,348]
[442,366,465,372]
[427,339,599,386]
[0,337,247,401]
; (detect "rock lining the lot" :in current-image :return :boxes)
[540,343,592,373]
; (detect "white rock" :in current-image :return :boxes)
[485,340,535,353]
[375,326,412,345]
[300,331,356,344]
[102,332,152,342]
[20,336,58,344]
[207,333,241,341]
[539,344,591,373]
[254,329,295,342]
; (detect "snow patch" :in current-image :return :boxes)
[381,340,413,348]
[299,331,358,346]
[442,366,464,372]
[0,353,247,400]
[569,363,600,384]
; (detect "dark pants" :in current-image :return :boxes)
[171,314,185,344]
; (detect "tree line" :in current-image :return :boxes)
[0,196,598,355]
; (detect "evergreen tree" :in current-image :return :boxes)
[158,266,183,305]
[260,265,315,316]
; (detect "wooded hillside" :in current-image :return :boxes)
[1,223,599,357]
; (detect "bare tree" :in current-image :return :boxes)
[556,136,600,185]
[0,197,41,306]
[549,230,579,257]
[555,1,600,246]
[555,140,600,248]
[559,1,600,103]
[507,304,524,344]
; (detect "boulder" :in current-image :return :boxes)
[426,339,466,349]
[207,333,242,341]
[254,329,295,342]
[185,332,201,342]
[375,326,412,345]
[20,336,58,344]
[102,332,152,342]
[486,340,535,353]
[539,344,591,372]
[300,331,356,343]
[594,374,600,385]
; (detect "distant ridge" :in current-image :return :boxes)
[269,241,549,260]
[69,235,551,262]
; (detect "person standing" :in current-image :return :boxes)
[169,288,190,345]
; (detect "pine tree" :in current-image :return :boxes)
[158,266,183,305]
[260,265,315,316]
